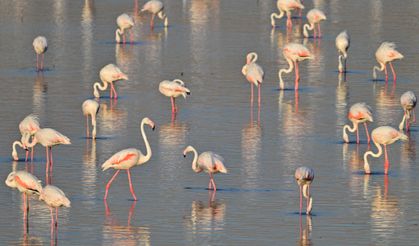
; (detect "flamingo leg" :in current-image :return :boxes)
[364,122,371,144]
[209,173,217,191]
[286,12,292,28]
[130,30,134,43]
[258,83,261,107]
[356,128,359,144]
[41,54,44,70]
[45,147,49,173]
[123,32,126,44]
[50,207,54,239]
[294,62,299,90]
[110,84,113,99]
[299,185,303,214]
[49,147,53,173]
[313,24,317,39]
[55,207,58,228]
[384,145,389,175]
[104,170,121,200]
[384,65,388,82]
[317,23,321,38]
[127,169,138,201]
[407,114,410,131]
[31,146,34,162]
[36,54,39,71]
[250,83,254,105]
[151,14,155,29]
[306,185,310,213]
[111,83,118,99]
[25,150,29,162]
[86,116,90,138]
[174,98,177,113]
[389,62,397,82]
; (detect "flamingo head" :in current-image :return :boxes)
[183,145,194,157]
[5,172,17,188]
[142,117,155,130]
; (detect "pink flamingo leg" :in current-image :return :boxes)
[86,116,90,138]
[384,145,389,175]
[317,23,321,38]
[173,98,177,113]
[50,207,54,239]
[294,62,299,90]
[299,185,303,214]
[111,83,118,99]
[258,84,261,107]
[170,97,176,113]
[151,15,155,29]
[49,147,53,173]
[127,169,138,201]
[384,65,388,82]
[306,186,310,213]
[41,54,44,70]
[25,150,29,162]
[55,207,58,228]
[250,84,254,104]
[356,128,359,144]
[109,84,113,99]
[31,146,34,162]
[286,12,292,28]
[36,54,39,71]
[313,25,317,39]
[45,147,49,173]
[389,62,397,82]
[407,115,410,131]
[123,32,126,44]
[104,170,121,200]
[130,30,134,43]
[364,122,371,144]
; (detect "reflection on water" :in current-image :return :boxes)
[81,0,94,86]
[82,140,97,203]
[32,73,47,118]
[98,100,128,134]
[298,215,313,246]
[241,120,261,189]
[373,82,398,125]
[336,75,348,129]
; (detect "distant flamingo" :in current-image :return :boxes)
[336,30,350,73]
[82,99,100,139]
[343,103,373,144]
[271,0,304,28]
[102,117,155,200]
[141,0,168,29]
[372,42,404,82]
[159,79,190,114]
[93,64,128,99]
[12,114,41,161]
[303,9,327,38]
[295,166,314,215]
[363,126,408,174]
[33,36,47,71]
[116,13,135,44]
[399,91,417,131]
[279,43,312,90]
[242,52,264,106]
[183,146,228,191]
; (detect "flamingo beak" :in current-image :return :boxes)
[183,154,186,158]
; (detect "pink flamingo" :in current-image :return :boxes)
[336,30,350,73]
[116,13,135,44]
[183,146,228,191]
[270,0,304,28]
[102,118,155,201]
[343,103,373,144]
[303,9,327,38]
[372,42,404,82]
[159,79,190,114]
[93,64,128,99]
[82,99,100,139]
[33,36,47,71]
[242,52,264,106]
[363,126,408,174]
[278,43,312,90]
[399,91,417,131]
[295,166,314,215]
[12,114,41,161]
[141,0,168,29]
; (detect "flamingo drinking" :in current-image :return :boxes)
[242,52,264,106]
[399,91,417,131]
[271,0,304,28]
[279,43,312,90]
[93,64,128,99]
[336,30,350,73]
[303,9,327,38]
[295,167,314,215]
[33,36,47,71]
[159,79,190,114]
[82,99,100,139]
[116,13,135,44]
[343,103,373,144]
[372,42,404,82]
[141,0,168,29]
[12,114,41,161]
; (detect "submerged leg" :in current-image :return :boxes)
[299,185,303,214]
[364,123,370,144]
[104,170,121,200]
[384,145,389,175]
[294,62,300,90]
[86,116,90,138]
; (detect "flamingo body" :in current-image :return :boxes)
[5,171,42,195]
[336,30,350,73]
[279,43,312,90]
[295,166,314,215]
[31,128,71,147]
[12,114,40,161]
[373,42,403,81]
[116,13,135,44]
[303,9,326,38]
[39,185,71,208]
[242,52,264,105]
[159,79,190,113]
[82,99,100,139]
[141,0,168,28]
[93,64,128,99]
[33,36,47,71]
[271,0,304,28]
[343,103,373,144]
[399,91,417,131]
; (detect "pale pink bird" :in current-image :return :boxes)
[343,103,373,144]
[271,0,304,28]
[82,99,100,139]
[38,185,70,234]
[12,114,41,161]
[279,43,312,90]
[242,52,264,106]
[336,30,350,73]
[141,0,168,29]
[159,79,190,114]
[363,126,408,174]
[116,13,135,44]
[399,91,417,131]
[102,118,155,201]
[295,166,314,215]
[33,36,47,71]
[183,146,228,191]
[93,64,128,99]
[303,9,327,38]
[372,42,404,82]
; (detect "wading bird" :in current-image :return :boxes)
[242,52,264,106]
[82,99,100,139]
[141,0,168,29]
[33,36,48,71]
[399,91,417,131]
[271,0,304,28]
[116,13,135,44]
[336,30,350,73]
[93,64,128,99]
[303,9,327,38]
[39,185,70,237]
[372,42,404,82]
[12,114,41,161]
[343,103,373,144]
[295,166,314,215]
[279,43,312,90]
[159,79,190,114]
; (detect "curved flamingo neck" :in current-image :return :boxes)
[12,141,24,154]
[91,113,97,139]
[278,58,294,89]
[373,63,385,79]
[344,122,358,133]
[189,147,200,172]
[363,139,383,173]
[138,121,152,164]
[270,11,284,27]
[93,81,108,97]
[115,29,123,43]
[303,23,314,38]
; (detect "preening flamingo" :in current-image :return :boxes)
[93,64,128,99]
[399,91,417,131]
[343,103,373,144]
[33,36,47,71]
[295,166,314,215]
[141,0,168,29]
[12,114,41,161]
[279,43,312,90]
[82,99,100,139]
[271,0,304,28]
[183,146,228,191]
[159,79,190,114]
[116,13,135,44]
[372,42,404,82]
[336,30,350,73]
[303,9,327,38]
[242,52,264,106]
[102,117,155,201]
[363,126,408,174]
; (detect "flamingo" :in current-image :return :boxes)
[295,166,314,215]
[343,103,373,144]
[141,0,168,29]
[102,117,155,201]
[303,9,327,38]
[271,0,304,28]
[399,91,417,131]
[242,52,264,106]
[363,126,408,174]
[336,30,350,73]
[33,36,47,71]
[278,43,312,90]
[93,64,128,99]
[82,99,100,139]
[372,42,404,82]
[183,146,228,191]
[159,79,190,114]
[116,13,135,44]
[12,114,41,161]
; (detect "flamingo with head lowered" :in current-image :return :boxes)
[372,42,404,82]
[33,36,47,71]
[399,91,417,131]
[12,114,40,161]
[242,52,264,106]
[279,43,312,90]
[141,0,168,29]
[159,79,190,114]
[82,99,100,139]
[295,166,314,215]
[116,13,135,44]
[93,64,128,99]
[303,9,327,38]
[271,0,304,28]
[336,30,350,73]
[343,103,373,144]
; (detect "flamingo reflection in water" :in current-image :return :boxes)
[298,215,313,246]
[185,199,226,236]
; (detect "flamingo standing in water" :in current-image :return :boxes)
[372,42,404,82]
[271,0,304,28]
[141,0,168,29]
[242,52,264,106]
[343,103,373,144]
[279,43,312,90]
[363,126,408,174]
[33,36,47,71]
[93,64,128,99]
[183,146,228,191]
[399,91,417,131]
[102,118,155,201]
[82,99,100,139]
[159,79,190,114]
[295,167,314,215]
[336,30,350,73]
[303,9,327,38]
[116,13,135,44]
[12,114,40,161]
